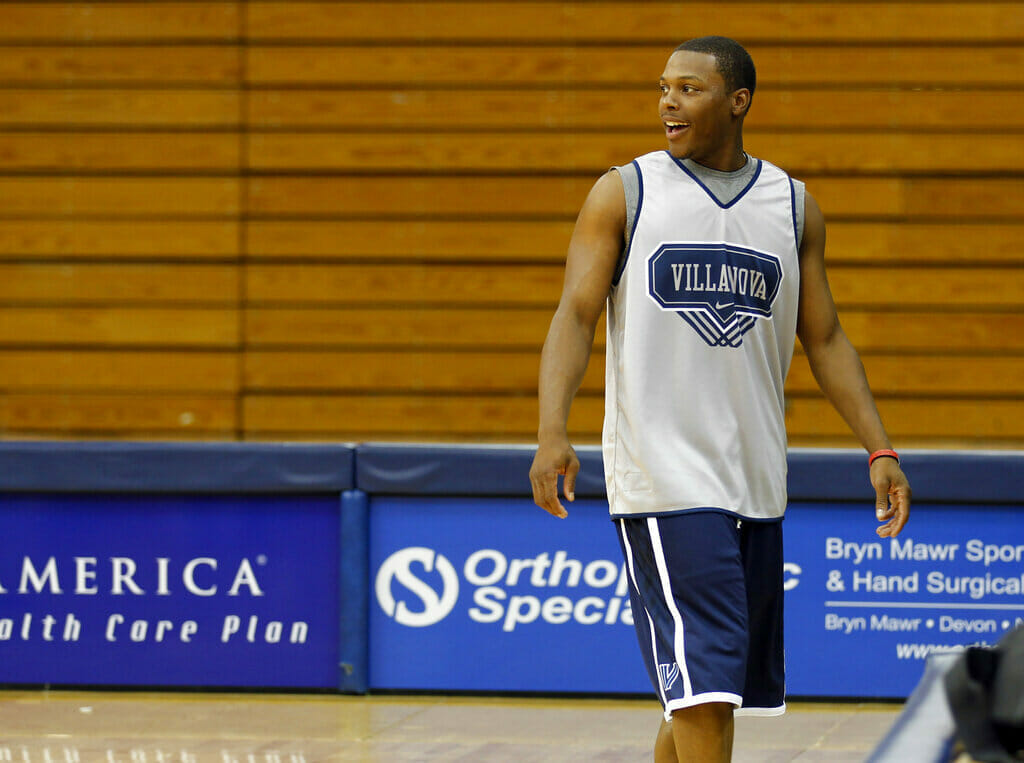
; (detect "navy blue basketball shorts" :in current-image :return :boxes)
[615,511,786,721]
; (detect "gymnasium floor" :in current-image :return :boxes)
[0,690,903,762]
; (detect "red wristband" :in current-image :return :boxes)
[869,449,900,467]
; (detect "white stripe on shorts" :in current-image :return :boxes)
[618,519,669,709]
[735,704,786,717]
[648,517,694,699]
[666,692,744,721]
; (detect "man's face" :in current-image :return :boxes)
[658,50,740,164]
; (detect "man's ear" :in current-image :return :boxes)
[731,88,752,117]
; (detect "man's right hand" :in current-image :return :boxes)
[529,438,580,519]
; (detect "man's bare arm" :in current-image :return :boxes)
[529,170,626,517]
[796,191,911,537]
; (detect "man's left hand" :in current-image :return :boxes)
[871,458,911,538]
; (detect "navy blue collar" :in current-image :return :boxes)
[666,152,762,209]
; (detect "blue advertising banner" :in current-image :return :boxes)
[784,502,1024,698]
[0,493,340,688]
[370,491,1024,699]
[369,496,651,694]
[1,442,1019,697]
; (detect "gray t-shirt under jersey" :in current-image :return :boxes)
[616,154,805,254]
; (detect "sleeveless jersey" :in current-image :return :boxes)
[603,151,801,520]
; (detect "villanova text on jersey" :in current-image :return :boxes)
[647,242,783,348]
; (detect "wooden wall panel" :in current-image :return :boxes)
[250,132,1024,174]
[0,221,239,260]
[0,90,240,128]
[0,264,239,304]
[831,313,1024,354]
[0,352,239,393]
[1,308,240,347]
[245,351,1024,397]
[0,179,239,216]
[245,264,563,306]
[247,2,1023,43]
[245,307,561,349]
[242,394,607,440]
[2,1,1021,447]
[246,220,577,261]
[245,351,555,392]
[827,267,1024,309]
[0,1,243,440]
[246,176,1024,220]
[785,399,1024,442]
[787,356,1024,397]
[249,89,1023,131]
[242,263,1024,310]
[243,309,1024,353]
[0,134,239,172]
[1,3,239,42]
[247,45,1024,87]
[0,48,240,85]
[1,394,236,437]
[823,224,1024,266]
[241,393,1024,444]
[244,220,1024,265]
[246,177,594,217]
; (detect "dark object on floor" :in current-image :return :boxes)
[945,625,1024,763]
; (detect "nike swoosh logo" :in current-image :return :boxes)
[715,301,734,310]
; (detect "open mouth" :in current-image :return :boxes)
[664,121,689,135]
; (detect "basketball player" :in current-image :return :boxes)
[529,37,911,763]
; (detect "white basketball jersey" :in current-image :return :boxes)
[603,151,801,520]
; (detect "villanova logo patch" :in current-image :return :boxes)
[658,662,681,691]
[647,242,783,347]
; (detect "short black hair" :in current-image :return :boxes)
[675,36,756,97]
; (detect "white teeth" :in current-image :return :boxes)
[665,121,686,127]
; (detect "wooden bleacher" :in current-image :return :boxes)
[1,1,1021,445]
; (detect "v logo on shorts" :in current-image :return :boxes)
[658,662,681,691]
